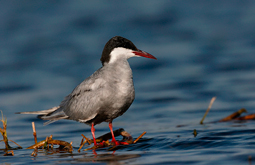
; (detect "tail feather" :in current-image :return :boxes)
[43,116,68,126]
[40,111,68,121]
[15,106,60,115]
[16,106,69,125]
[44,120,57,125]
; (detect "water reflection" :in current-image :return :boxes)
[72,153,140,163]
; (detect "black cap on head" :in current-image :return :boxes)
[100,36,138,65]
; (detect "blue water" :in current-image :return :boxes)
[1,0,255,164]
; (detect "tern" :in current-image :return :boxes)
[17,36,157,146]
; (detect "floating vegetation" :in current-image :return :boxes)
[28,135,73,157]
[235,114,255,120]
[219,108,247,122]
[78,128,146,152]
[199,97,255,124]
[177,97,255,129]
[1,96,255,157]
[27,122,73,157]
[23,122,146,156]
[0,110,22,156]
[219,108,255,121]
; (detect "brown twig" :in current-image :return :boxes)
[0,111,21,150]
[78,134,92,152]
[32,122,37,144]
[8,139,22,148]
[133,131,146,144]
[78,138,84,152]
[31,148,38,157]
[4,150,14,156]
[219,108,247,122]
[80,137,84,146]
[0,111,11,150]
[235,114,255,120]
[27,135,73,152]
[200,97,216,124]
[82,134,92,145]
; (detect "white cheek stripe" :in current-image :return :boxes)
[109,47,135,63]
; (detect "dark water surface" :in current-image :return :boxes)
[1,1,255,164]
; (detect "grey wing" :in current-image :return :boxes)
[59,70,111,123]
[37,70,105,123]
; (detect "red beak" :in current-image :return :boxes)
[133,50,157,60]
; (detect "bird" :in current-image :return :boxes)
[17,36,157,146]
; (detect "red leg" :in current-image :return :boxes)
[91,123,97,146]
[109,121,119,145]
